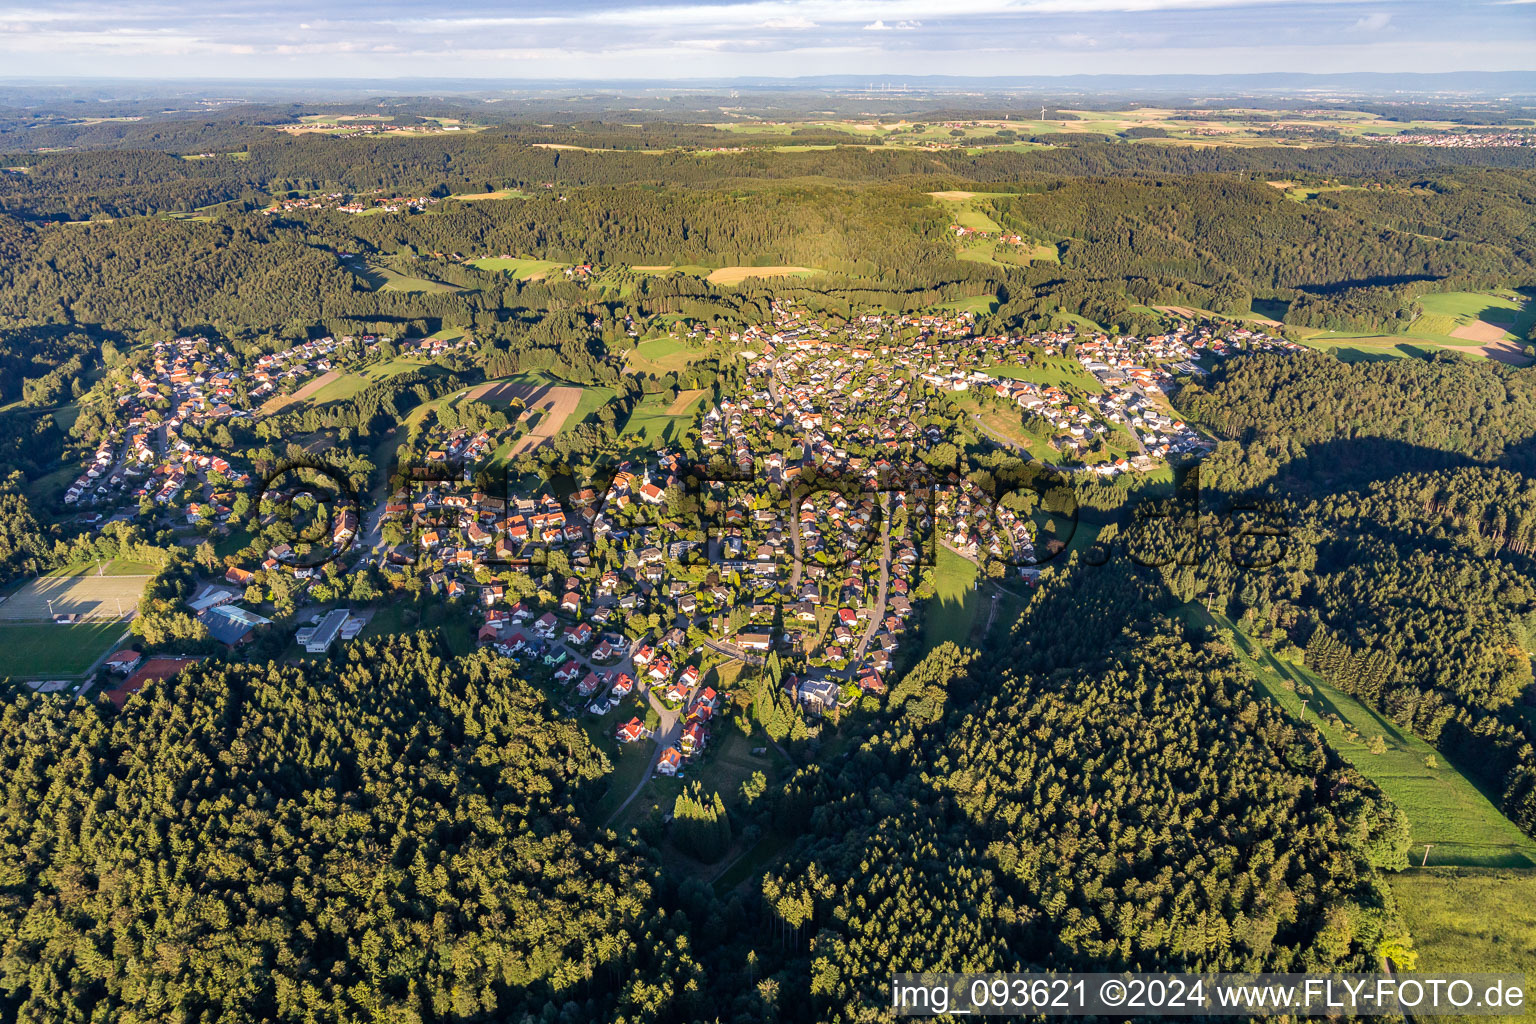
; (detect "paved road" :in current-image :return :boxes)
[851,498,891,664]
[605,684,680,826]
[969,413,1033,455]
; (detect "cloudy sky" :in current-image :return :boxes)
[0,0,1532,79]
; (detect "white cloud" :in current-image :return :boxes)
[864,19,891,30]
[1353,11,1391,30]
[760,15,816,28]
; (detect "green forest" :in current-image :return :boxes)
[2,102,1535,1022]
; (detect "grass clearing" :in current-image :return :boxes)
[349,258,463,294]
[626,336,714,375]
[940,294,1000,316]
[592,738,656,825]
[469,256,569,280]
[0,621,125,679]
[984,356,1105,394]
[307,356,435,404]
[1192,605,1536,869]
[622,390,707,443]
[924,546,981,656]
[1390,868,1536,1020]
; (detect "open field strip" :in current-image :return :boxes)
[1193,606,1536,869]
[705,266,816,284]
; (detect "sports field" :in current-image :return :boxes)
[1201,607,1536,869]
[0,621,125,679]
[0,571,148,622]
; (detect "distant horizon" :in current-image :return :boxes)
[1,1,1532,82]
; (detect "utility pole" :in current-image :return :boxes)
[1421,843,1434,868]
[1299,700,1309,718]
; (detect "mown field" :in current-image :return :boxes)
[922,546,980,657]
[1196,606,1536,869]
[0,621,124,679]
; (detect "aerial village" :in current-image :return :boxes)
[66,294,1301,775]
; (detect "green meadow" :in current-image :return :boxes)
[1194,606,1536,869]
[469,257,569,280]
[309,356,435,403]
[1300,289,1535,362]
[984,356,1104,394]
[1391,869,1536,1022]
[350,259,462,294]
[621,390,707,443]
[922,546,981,656]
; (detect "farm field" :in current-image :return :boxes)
[0,571,149,622]
[1196,606,1536,869]
[622,389,707,442]
[705,266,817,285]
[0,621,125,679]
[1301,289,1535,364]
[447,189,529,201]
[468,256,569,280]
[712,109,1499,150]
[258,369,342,413]
[1390,868,1536,1020]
